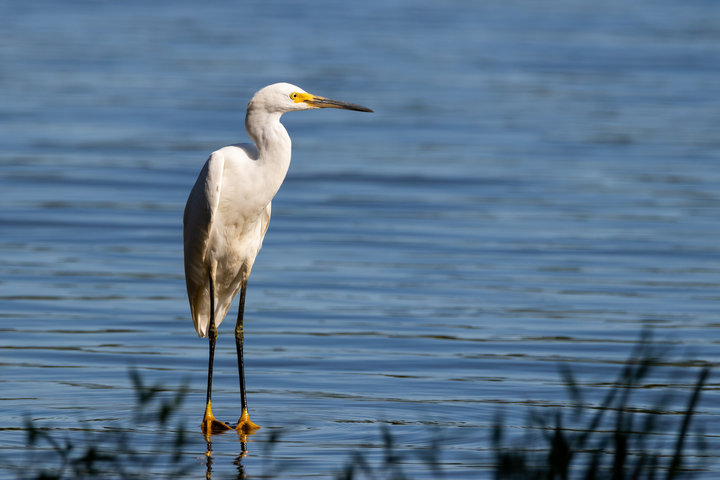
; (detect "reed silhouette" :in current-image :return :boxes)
[491,332,710,480]
[11,331,712,479]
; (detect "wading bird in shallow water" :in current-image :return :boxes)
[183,83,372,435]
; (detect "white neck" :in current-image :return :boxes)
[245,108,292,200]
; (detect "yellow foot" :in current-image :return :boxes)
[201,401,232,435]
[235,409,260,434]
[202,416,232,435]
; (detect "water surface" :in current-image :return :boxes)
[1,0,719,477]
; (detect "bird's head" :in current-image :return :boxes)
[248,83,373,114]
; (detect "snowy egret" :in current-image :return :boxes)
[183,83,372,434]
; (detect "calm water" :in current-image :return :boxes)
[1,0,719,478]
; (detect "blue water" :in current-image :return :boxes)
[1,0,719,478]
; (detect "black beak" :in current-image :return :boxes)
[307,96,373,112]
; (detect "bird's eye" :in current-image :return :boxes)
[290,93,297,99]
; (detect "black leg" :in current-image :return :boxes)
[206,298,218,411]
[202,273,230,434]
[234,278,259,433]
[206,273,216,407]
[235,279,248,412]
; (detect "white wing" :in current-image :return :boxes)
[183,151,225,337]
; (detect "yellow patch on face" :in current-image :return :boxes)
[290,92,315,104]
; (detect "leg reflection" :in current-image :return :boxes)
[205,438,214,480]
[233,440,248,479]
[203,432,250,479]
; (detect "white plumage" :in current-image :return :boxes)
[182,82,372,434]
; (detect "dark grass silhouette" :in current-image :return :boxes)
[10,331,713,479]
[14,371,191,480]
[491,332,711,480]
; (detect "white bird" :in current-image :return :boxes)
[183,82,372,435]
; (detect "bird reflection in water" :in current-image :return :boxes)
[204,434,249,480]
